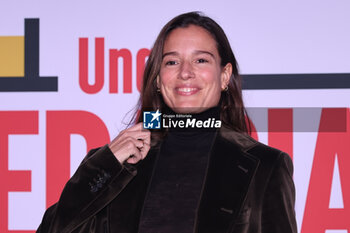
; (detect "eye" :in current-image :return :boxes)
[196,58,208,63]
[165,60,178,66]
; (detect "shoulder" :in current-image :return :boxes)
[219,125,293,174]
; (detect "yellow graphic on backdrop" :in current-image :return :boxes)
[0,18,57,91]
[0,36,24,77]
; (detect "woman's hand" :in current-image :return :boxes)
[108,122,151,164]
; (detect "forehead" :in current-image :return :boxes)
[163,25,218,54]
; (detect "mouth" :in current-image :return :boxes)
[175,87,200,96]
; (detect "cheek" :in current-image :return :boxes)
[159,78,173,91]
[158,75,175,104]
[201,69,222,88]
[159,70,173,88]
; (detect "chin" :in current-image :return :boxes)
[171,103,208,114]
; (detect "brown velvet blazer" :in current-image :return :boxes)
[37,126,297,233]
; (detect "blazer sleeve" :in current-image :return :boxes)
[261,152,298,233]
[37,144,137,233]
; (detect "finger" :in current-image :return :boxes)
[124,130,150,140]
[130,138,149,160]
[139,130,151,159]
[113,123,142,139]
[142,130,151,145]
[127,122,146,132]
[109,137,143,162]
[110,130,149,148]
[109,123,151,163]
[126,148,142,164]
[139,142,151,159]
[122,137,144,149]
[123,137,149,161]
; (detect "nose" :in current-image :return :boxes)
[179,61,194,80]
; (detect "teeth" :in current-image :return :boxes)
[178,87,197,92]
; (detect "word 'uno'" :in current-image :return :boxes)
[79,38,150,94]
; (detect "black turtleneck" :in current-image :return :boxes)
[138,106,220,233]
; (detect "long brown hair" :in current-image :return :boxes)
[133,12,249,142]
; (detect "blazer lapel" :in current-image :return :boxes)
[195,128,260,232]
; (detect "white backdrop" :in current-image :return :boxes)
[0,1,350,232]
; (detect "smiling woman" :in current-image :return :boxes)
[37,12,297,233]
[158,25,232,113]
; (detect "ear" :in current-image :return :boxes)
[221,63,232,90]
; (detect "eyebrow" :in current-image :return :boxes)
[162,50,215,59]
[162,51,178,59]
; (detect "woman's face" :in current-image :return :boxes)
[158,25,232,113]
